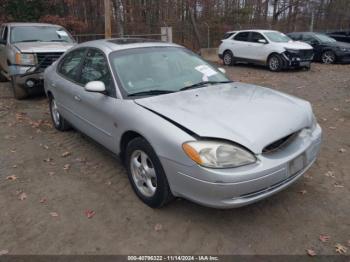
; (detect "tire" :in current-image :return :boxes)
[126,137,173,208]
[223,51,234,66]
[49,95,71,131]
[267,54,283,72]
[321,51,336,64]
[11,76,28,100]
[0,71,8,82]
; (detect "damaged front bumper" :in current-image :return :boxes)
[281,50,314,69]
[9,65,45,91]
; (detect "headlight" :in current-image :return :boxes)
[285,49,299,54]
[182,141,256,168]
[338,47,350,52]
[15,53,36,65]
[310,114,317,131]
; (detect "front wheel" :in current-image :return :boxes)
[321,51,336,64]
[267,54,283,72]
[11,76,28,100]
[126,137,173,208]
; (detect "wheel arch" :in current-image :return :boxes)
[119,130,145,164]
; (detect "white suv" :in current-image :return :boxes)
[218,30,314,71]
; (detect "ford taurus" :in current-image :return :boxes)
[44,38,322,208]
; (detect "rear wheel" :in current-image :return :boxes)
[126,137,173,208]
[49,96,71,131]
[11,76,28,100]
[0,71,8,82]
[223,51,234,66]
[321,51,336,64]
[268,54,283,72]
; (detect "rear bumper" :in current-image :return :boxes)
[336,53,350,63]
[162,125,322,209]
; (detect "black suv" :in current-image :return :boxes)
[287,32,350,64]
[327,31,350,43]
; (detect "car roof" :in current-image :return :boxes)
[74,38,182,54]
[3,22,61,27]
[228,29,280,34]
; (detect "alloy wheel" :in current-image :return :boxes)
[223,53,232,65]
[51,99,61,126]
[269,56,280,71]
[322,51,335,64]
[130,150,157,197]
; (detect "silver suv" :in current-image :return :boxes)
[0,23,75,99]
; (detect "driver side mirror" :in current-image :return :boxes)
[84,81,106,93]
[258,39,267,44]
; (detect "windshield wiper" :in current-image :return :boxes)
[14,40,43,43]
[180,80,233,91]
[128,89,176,97]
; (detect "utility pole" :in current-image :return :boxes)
[104,0,112,39]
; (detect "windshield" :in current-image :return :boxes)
[315,33,337,43]
[264,32,292,43]
[11,26,74,43]
[110,47,230,96]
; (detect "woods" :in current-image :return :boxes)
[1,0,350,48]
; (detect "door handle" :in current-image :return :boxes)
[74,95,81,102]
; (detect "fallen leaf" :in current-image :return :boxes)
[40,198,47,203]
[339,148,346,153]
[319,234,330,242]
[329,126,336,130]
[334,183,344,188]
[333,108,340,112]
[325,171,335,178]
[48,171,55,176]
[63,164,71,171]
[50,212,59,217]
[18,192,27,201]
[61,152,71,157]
[12,165,17,168]
[0,250,9,255]
[306,249,316,257]
[154,223,163,231]
[322,118,327,122]
[335,243,347,254]
[44,158,53,163]
[6,175,17,181]
[43,145,49,150]
[299,190,307,195]
[85,209,96,219]
[106,181,112,186]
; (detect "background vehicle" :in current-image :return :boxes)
[287,32,350,64]
[218,30,314,71]
[326,31,350,43]
[44,38,321,209]
[0,22,75,99]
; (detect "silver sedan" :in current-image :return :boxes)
[44,39,322,208]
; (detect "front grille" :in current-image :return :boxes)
[298,49,314,60]
[263,132,298,154]
[285,49,314,60]
[36,52,64,69]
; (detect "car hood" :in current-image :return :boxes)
[135,83,313,154]
[13,42,75,53]
[274,41,313,50]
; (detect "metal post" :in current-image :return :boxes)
[104,0,112,39]
[204,22,210,48]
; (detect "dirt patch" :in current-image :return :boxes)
[0,63,349,255]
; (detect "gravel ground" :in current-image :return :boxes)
[0,63,349,255]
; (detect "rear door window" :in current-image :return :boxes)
[233,32,249,42]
